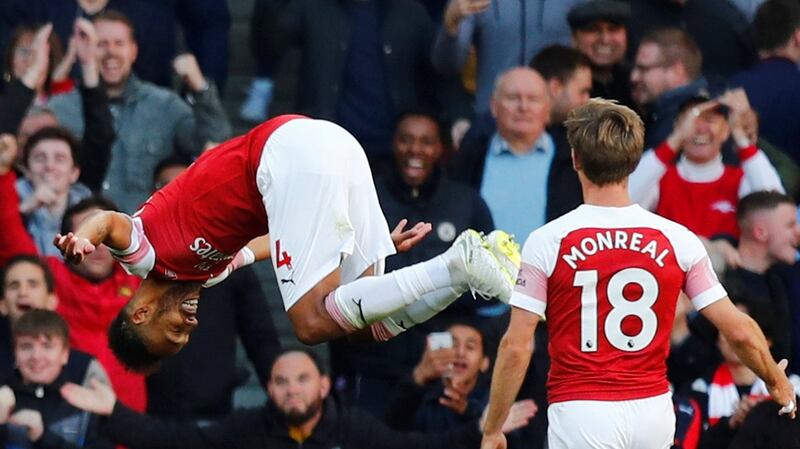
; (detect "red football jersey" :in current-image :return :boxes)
[655,164,743,238]
[134,114,304,281]
[512,204,725,404]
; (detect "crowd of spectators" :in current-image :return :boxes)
[1,0,799,448]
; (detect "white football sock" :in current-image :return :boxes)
[370,286,465,341]
[325,255,453,331]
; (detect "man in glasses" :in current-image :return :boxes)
[630,28,708,148]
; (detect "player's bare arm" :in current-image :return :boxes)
[481,307,540,449]
[246,234,271,261]
[700,297,797,418]
[53,211,133,264]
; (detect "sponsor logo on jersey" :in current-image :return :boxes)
[189,237,234,271]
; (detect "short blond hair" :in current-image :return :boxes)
[565,99,644,186]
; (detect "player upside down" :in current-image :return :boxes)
[54,115,520,373]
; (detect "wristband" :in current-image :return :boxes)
[779,400,796,415]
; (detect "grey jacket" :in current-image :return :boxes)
[431,0,586,114]
[48,76,231,212]
[16,178,92,258]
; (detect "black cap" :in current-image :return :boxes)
[678,90,729,117]
[567,0,631,30]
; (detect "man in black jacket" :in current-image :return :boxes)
[0,310,112,449]
[724,191,800,372]
[60,348,530,449]
[329,110,496,416]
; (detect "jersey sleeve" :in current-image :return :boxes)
[509,231,551,319]
[108,216,155,279]
[679,232,727,310]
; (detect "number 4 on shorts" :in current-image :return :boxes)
[275,239,293,269]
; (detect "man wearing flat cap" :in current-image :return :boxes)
[567,0,635,108]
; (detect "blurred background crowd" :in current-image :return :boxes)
[0,0,800,448]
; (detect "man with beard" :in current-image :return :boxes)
[59,349,533,449]
[629,28,707,148]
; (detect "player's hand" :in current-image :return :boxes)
[60,378,116,416]
[413,344,456,385]
[0,386,16,424]
[53,232,96,264]
[391,219,432,252]
[480,432,507,449]
[444,0,491,35]
[9,409,44,442]
[173,53,207,92]
[0,134,18,175]
[768,359,797,419]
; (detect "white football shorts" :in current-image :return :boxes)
[256,118,396,310]
[548,392,674,449]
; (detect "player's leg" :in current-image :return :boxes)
[258,118,515,344]
[330,163,507,341]
[286,228,512,344]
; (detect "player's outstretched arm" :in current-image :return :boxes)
[53,210,132,264]
[701,297,797,418]
[481,307,540,449]
[203,235,270,288]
